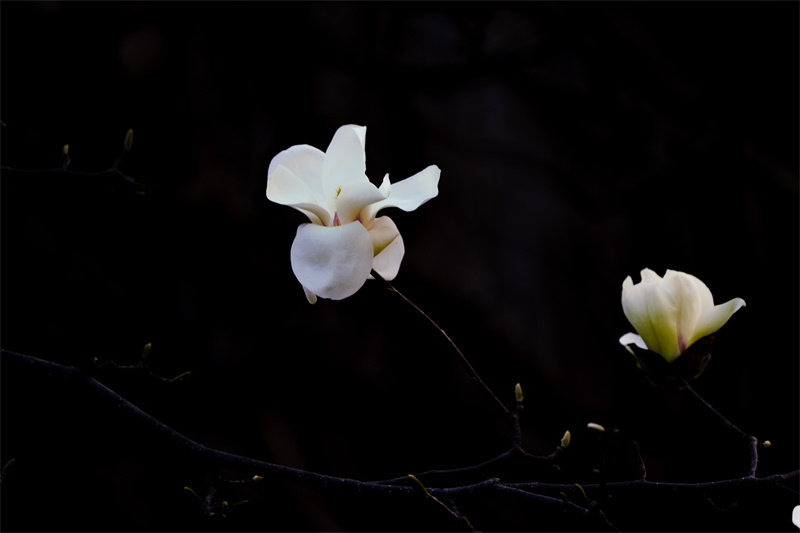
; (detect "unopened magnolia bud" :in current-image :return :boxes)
[2,458,16,477]
[762,440,771,448]
[407,474,431,499]
[561,430,571,448]
[587,422,606,432]
[170,371,191,383]
[124,128,134,152]
[514,383,523,403]
[62,144,69,155]
[252,475,263,482]
[141,342,152,360]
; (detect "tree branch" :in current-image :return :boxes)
[682,381,762,477]
[3,347,797,530]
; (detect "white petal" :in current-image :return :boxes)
[362,165,440,223]
[369,216,404,280]
[683,270,714,310]
[640,268,662,284]
[662,270,705,353]
[268,144,325,199]
[368,215,401,256]
[688,297,746,348]
[622,275,657,347]
[379,174,391,195]
[322,125,369,202]
[266,165,332,226]
[335,181,387,225]
[622,272,681,362]
[619,332,648,355]
[290,222,373,300]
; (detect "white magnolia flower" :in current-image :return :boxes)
[267,125,440,304]
[619,268,745,363]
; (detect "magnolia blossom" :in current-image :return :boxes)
[267,125,440,303]
[619,268,745,363]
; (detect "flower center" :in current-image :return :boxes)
[677,332,686,354]
[332,186,342,226]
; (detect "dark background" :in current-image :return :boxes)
[1,2,798,531]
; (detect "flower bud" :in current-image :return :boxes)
[560,430,571,448]
[170,371,191,383]
[407,474,431,499]
[587,422,605,432]
[620,269,745,364]
[124,128,134,153]
[514,383,523,403]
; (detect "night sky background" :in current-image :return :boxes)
[1,2,798,531]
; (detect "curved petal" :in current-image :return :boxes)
[322,125,369,202]
[619,332,648,355]
[268,144,326,200]
[267,165,332,226]
[370,216,404,280]
[640,268,662,284]
[683,271,714,310]
[622,272,681,362]
[362,165,440,223]
[662,270,705,353]
[335,181,386,225]
[368,215,401,256]
[622,276,658,347]
[290,222,373,300]
[378,174,391,195]
[688,297,746,348]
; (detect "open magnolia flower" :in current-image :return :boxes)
[619,268,745,363]
[267,125,440,303]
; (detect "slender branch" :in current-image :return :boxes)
[371,270,509,414]
[1,165,143,191]
[1,349,409,497]
[486,483,619,531]
[3,348,797,530]
[681,381,760,477]
[631,441,646,481]
[681,382,746,436]
[373,443,565,487]
[505,470,799,496]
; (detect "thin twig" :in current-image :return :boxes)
[1,349,409,496]
[681,381,759,477]
[3,348,797,529]
[371,270,509,414]
[504,470,799,495]
[1,165,143,190]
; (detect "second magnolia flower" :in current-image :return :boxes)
[267,125,440,303]
[619,268,745,363]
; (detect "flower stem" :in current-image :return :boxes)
[372,271,509,414]
[681,381,759,477]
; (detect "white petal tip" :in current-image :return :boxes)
[619,332,648,352]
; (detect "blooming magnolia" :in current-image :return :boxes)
[619,268,745,363]
[267,125,440,303]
